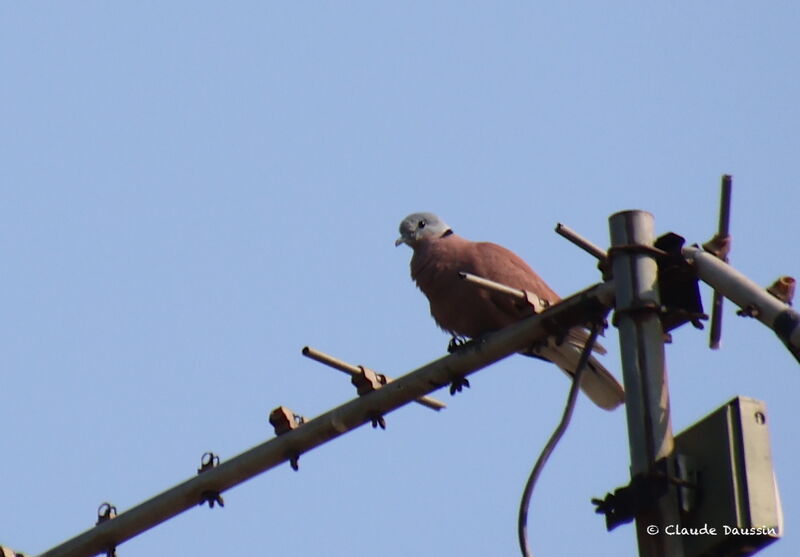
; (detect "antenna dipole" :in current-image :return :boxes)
[708,175,733,349]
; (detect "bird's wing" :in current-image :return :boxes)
[470,241,560,315]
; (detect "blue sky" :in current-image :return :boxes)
[2,3,799,556]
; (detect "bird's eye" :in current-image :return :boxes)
[418,220,426,229]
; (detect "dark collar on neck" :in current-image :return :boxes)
[441,228,454,238]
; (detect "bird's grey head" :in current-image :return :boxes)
[395,212,452,248]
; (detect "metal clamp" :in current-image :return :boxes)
[96,503,118,557]
[96,502,117,525]
[197,452,224,508]
[351,366,386,396]
[269,406,306,435]
[368,413,386,429]
[268,407,305,471]
[592,459,698,531]
[767,276,796,306]
[592,473,669,531]
[199,490,225,509]
[348,369,389,428]
[197,452,220,474]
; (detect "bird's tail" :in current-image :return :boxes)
[526,336,625,411]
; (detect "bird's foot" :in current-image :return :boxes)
[449,376,470,395]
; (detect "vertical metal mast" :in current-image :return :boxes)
[609,211,682,557]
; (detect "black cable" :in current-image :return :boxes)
[517,323,603,557]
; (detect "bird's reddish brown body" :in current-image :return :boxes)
[411,233,558,338]
[404,225,624,410]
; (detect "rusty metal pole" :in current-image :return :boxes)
[609,211,682,557]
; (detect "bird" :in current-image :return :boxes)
[395,212,624,411]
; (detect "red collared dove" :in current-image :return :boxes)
[396,212,624,411]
